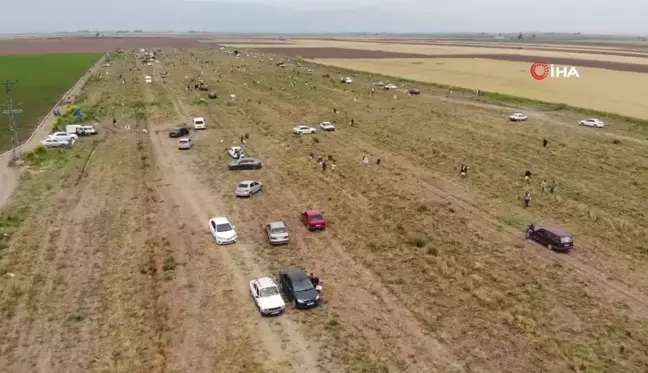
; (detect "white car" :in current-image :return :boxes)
[178,138,192,150]
[228,146,245,159]
[580,118,605,128]
[319,122,335,131]
[48,132,78,143]
[340,77,352,83]
[509,113,528,122]
[249,277,286,316]
[209,217,237,245]
[144,75,152,83]
[384,84,398,90]
[293,125,316,135]
[193,117,206,130]
[40,138,67,148]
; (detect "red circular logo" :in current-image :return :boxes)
[530,62,549,80]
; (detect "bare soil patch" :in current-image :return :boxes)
[254,47,648,73]
[348,37,648,51]
[338,39,648,58]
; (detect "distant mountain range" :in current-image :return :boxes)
[2,0,441,34]
[2,0,647,35]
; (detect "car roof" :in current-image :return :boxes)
[253,276,278,289]
[305,209,322,215]
[281,267,308,280]
[540,226,570,237]
[178,138,190,141]
[193,117,204,120]
[268,221,286,229]
[238,180,255,185]
[209,216,229,224]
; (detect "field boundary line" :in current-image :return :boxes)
[0,55,106,158]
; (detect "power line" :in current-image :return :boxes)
[2,80,23,161]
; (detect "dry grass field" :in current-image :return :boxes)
[2,46,648,373]
[312,58,648,119]
[224,38,648,119]
[225,40,648,64]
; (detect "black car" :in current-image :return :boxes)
[169,127,190,138]
[279,268,319,309]
[408,88,421,95]
[526,225,573,253]
[228,158,262,170]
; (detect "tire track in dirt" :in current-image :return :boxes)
[11,192,82,373]
[168,59,463,372]
[146,66,322,373]
[143,67,278,373]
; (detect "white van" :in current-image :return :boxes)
[193,117,205,130]
[65,124,82,134]
[145,75,152,83]
[81,125,97,135]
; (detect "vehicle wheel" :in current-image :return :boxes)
[292,299,297,308]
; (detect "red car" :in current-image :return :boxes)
[302,210,326,231]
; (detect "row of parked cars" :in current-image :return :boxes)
[508,112,606,127]
[202,138,330,315]
[41,124,98,148]
[293,121,335,135]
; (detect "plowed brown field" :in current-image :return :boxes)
[1,47,648,373]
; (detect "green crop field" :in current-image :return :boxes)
[0,53,101,152]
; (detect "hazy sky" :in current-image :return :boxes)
[2,0,647,34]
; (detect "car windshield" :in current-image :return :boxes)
[271,227,287,234]
[216,223,232,232]
[293,278,314,292]
[195,120,204,124]
[309,214,323,221]
[260,286,279,297]
[238,183,249,188]
[180,139,189,143]
[560,236,573,243]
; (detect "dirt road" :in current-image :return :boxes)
[0,56,105,210]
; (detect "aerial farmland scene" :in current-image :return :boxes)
[0,2,647,373]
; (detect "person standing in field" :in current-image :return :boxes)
[543,138,548,147]
[540,180,547,193]
[523,192,532,208]
[550,180,557,194]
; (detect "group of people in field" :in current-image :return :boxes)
[459,138,558,208]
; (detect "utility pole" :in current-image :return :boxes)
[2,80,23,162]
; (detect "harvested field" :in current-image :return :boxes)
[337,39,648,57]
[337,37,648,50]
[2,47,648,373]
[227,40,648,65]
[312,57,648,119]
[0,37,204,56]
[255,47,648,73]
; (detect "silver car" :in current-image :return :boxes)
[228,158,262,170]
[178,138,193,149]
[235,180,262,197]
[266,221,289,245]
